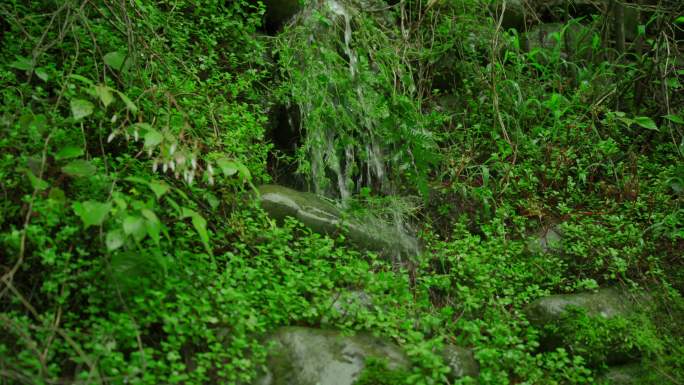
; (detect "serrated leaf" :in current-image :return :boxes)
[664,114,684,125]
[9,56,32,71]
[55,145,84,160]
[144,128,163,148]
[34,67,49,81]
[114,90,137,113]
[71,99,94,120]
[106,229,125,251]
[633,116,658,130]
[62,160,96,177]
[73,201,111,228]
[123,215,147,242]
[104,51,126,70]
[94,85,114,108]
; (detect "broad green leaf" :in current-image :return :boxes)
[48,187,66,203]
[144,128,163,148]
[34,67,49,81]
[62,160,96,177]
[68,74,94,86]
[94,85,114,107]
[142,209,161,245]
[216,158,238,176]
[106,229,125,251]
[191,213,211,255]
[71,99,94,120]
[114,90,138,113]
[633,116,658,130]
[9,56,32,71]
[123,215,147,242]
[182,208,211,255]
[25,169,48,191]
[675,16,684,24]
[104,51,126,70]
[148,180,170,199]
[55,145,84,160]
[236,162,252,181]
[73,201,111,228]
[664,114,684,125]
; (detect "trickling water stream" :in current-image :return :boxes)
[275,0,433,250]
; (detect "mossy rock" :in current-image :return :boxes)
[254,327,410,385]
[524,288,647,365]
[257,184,421,259]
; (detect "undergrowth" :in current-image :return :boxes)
[1,0,683,384]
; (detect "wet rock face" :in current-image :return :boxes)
[255,327,410,385]
[257,184,421,259]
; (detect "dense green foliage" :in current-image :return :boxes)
[1,0,683,384]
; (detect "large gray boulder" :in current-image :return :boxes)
[254,327,410,385]
[254,327,479,385]
[524,288,633,325]
[257,184,421,259]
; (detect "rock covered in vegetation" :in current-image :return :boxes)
[527,225,563,254]
[524,288,633,325]
[524,288,646,365]
[257,184,421,258]
[442,344,479,380]
[597,363,650,385]
[329,290,374,320]
[254,327,410,385]
[522,22,595,61]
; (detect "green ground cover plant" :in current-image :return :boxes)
[1,0,683,384]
